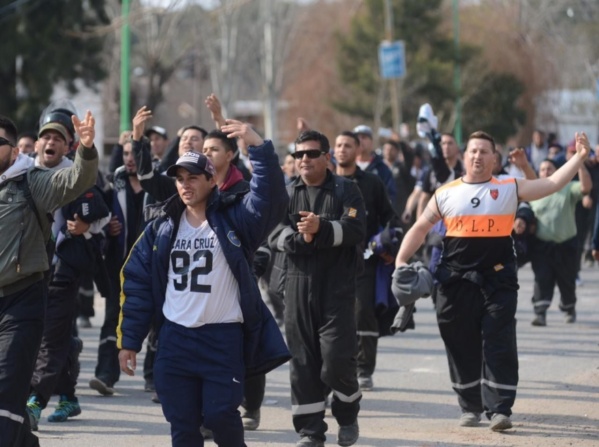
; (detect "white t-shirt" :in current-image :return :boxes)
[357,160,370,171]
[163,211,242,328]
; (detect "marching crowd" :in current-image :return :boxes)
[0,95,595,447]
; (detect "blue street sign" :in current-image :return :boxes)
[379,40,406,79]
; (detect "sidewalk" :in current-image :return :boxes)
[37,264,599,446]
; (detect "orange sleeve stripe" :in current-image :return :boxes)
[444,214,515,237]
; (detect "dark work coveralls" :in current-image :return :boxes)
[269,171,366,441]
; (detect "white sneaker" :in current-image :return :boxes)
[459,412,481,427]
[489,413,513,431]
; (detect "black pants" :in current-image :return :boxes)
[30,279,80,407]
[242,374,266,412]
[143,325,158,385]
[436,278,518,417]
[0,280,45,447]
[355,259,378,378]
[94,263,121,387]
[530,237,578,314]
[285,276,361,441]
[77,273,95,318]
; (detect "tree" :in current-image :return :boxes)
[0,0,109,132]
[334,0,526,142]
[129,1,203,113]
[335,0,456,127]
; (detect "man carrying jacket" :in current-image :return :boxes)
[395,130,592,431]
[334,131,398,392]
[117,120,290,447]
[269,130,366,447]
[27,115,110,430]
[0,112,98,447]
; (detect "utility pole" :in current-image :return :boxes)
[384,0,401,131]
[453,0,462,145]
[120,0,131,133]
[262,0,278,147]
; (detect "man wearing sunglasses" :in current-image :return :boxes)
[0,113,98,447]
[269,130,366,447]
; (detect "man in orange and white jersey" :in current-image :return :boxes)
[395,130,592,432]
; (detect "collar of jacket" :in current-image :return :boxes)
[291,169,336,191]
[341,165,364,181]
[145,185,222,223]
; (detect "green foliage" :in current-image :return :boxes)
[334,0,526,141]
[0,0,109,133]
[462,72,526,142]
[335,0,453,122]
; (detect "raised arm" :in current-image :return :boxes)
[220,119,288,250]
[30,111,99,211]
[517,132,591,202]
[205,94,227,130]
[508,147,537,180]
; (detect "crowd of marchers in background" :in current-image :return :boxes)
[0,94,595,447]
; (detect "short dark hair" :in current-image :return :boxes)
[204,130,237,153]
[337,130,359,147]
[18,131,37,142]
[383,140,400,151]
[541,158,559,170]
[295,130,330,152]
[0,116,18,145]
[441,132,456,140]
[467,130,496,152]
[182,125,207,139]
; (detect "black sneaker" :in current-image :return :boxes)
[200,425,213,439]
[241,408,260,430]
[144,380,155,392]
[358,375,373,391]
[337,421,359,446]
[296,436,325,447]
[89,377,115,396]
[565,310,576,324]
[531,313,546,327]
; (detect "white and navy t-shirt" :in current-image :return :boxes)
[164,210,242,328]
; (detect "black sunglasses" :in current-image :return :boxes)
[0,137,14,148]
[292,149,325,160]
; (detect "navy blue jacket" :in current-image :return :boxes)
[117,140,291,377]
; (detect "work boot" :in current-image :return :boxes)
[337,421,359,446]
[531,312,546,327]
[565,310,576,324]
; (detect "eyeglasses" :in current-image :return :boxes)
[292,149,324,160]
[0,137,14,148]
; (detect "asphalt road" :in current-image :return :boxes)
[36,264,599,446]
